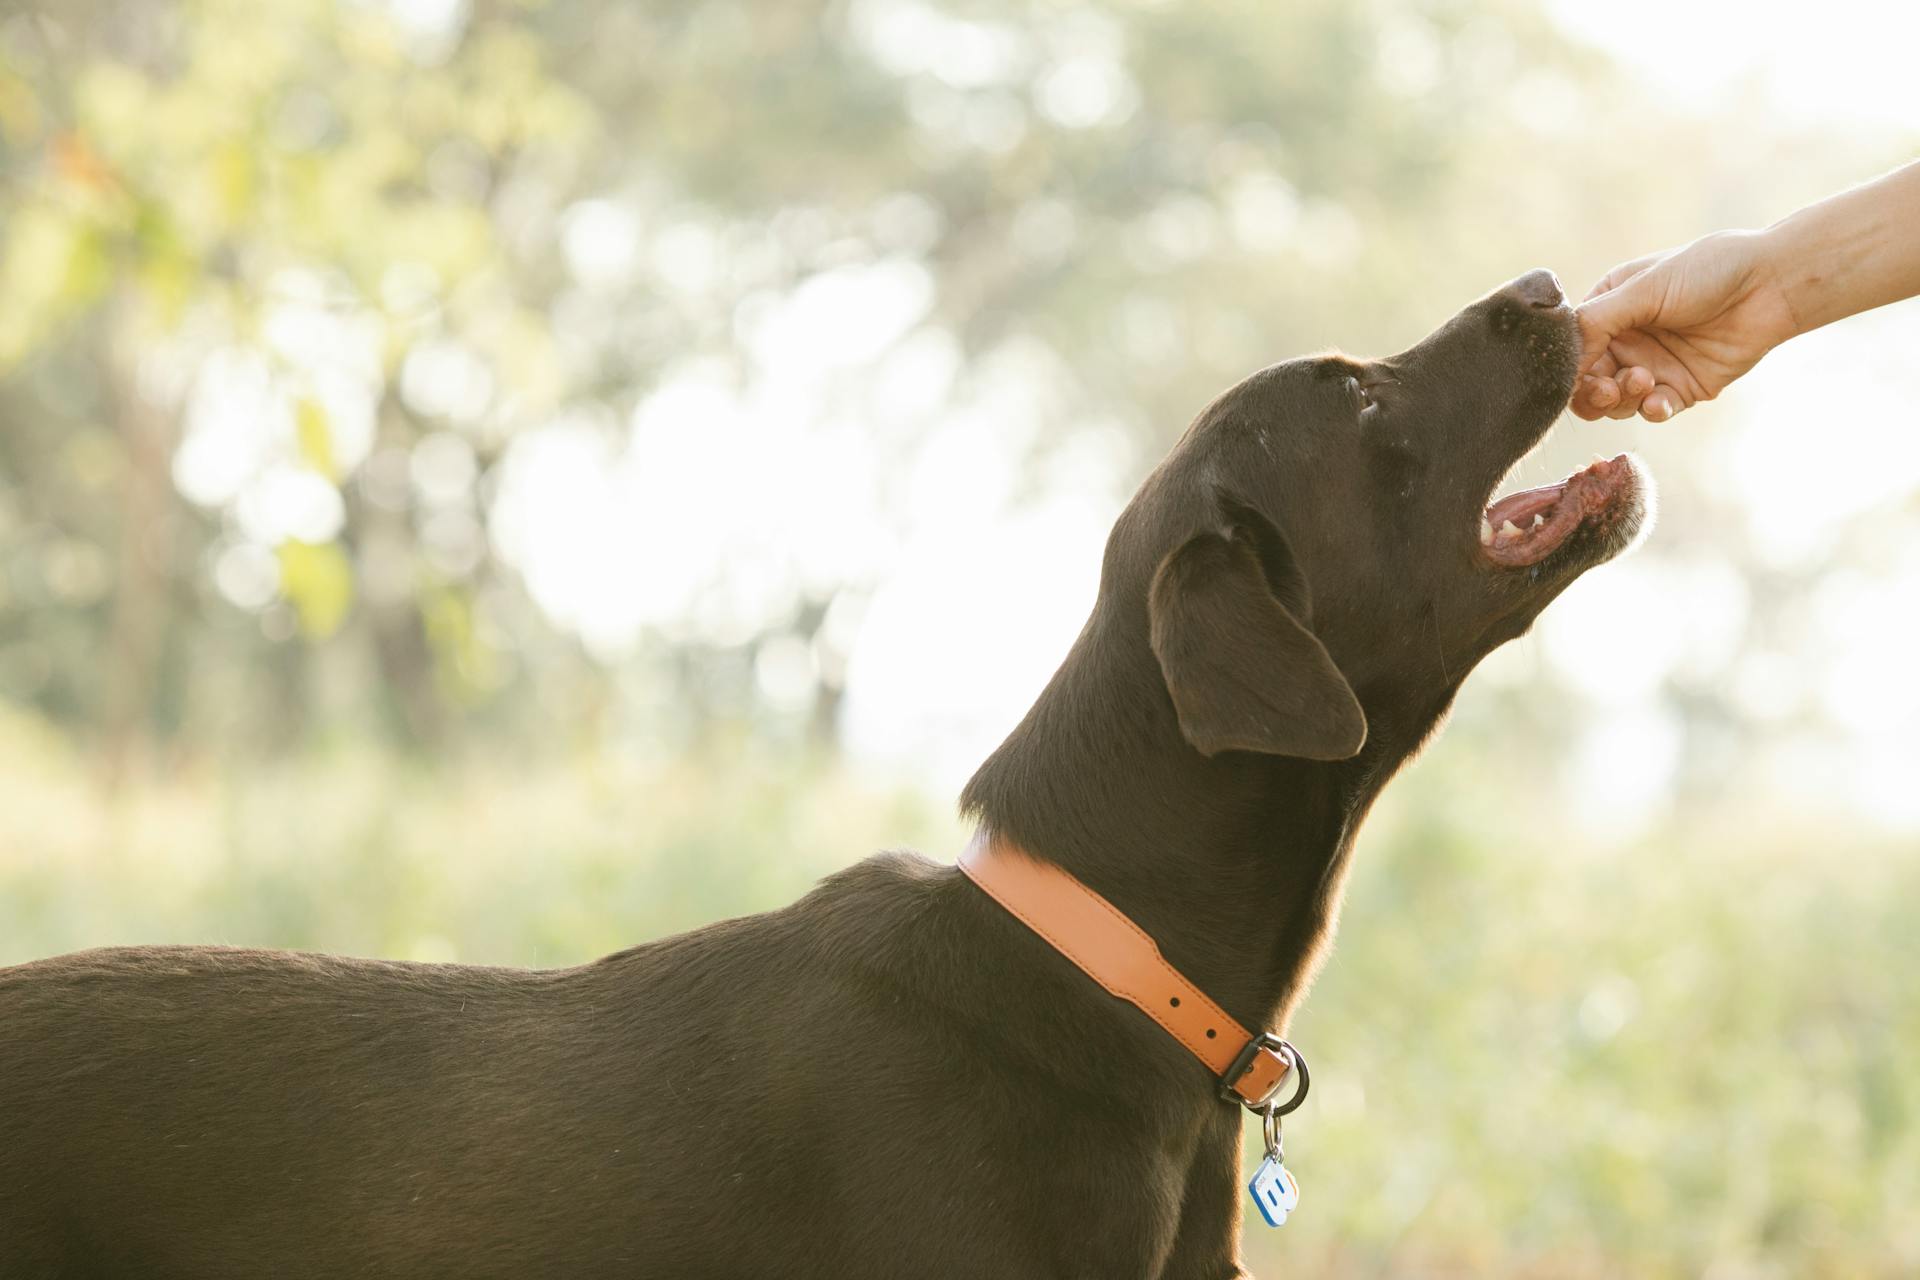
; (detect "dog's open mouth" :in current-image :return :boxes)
[1478,453,1648,568]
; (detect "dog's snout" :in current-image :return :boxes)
[1505,268,1566,310]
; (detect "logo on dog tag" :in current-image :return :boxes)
[1248,1154,1299,1227]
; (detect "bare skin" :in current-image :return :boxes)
[1573,159,1920,423]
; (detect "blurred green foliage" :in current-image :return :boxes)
[3,0,1898,764]
[3,0,1918,1275]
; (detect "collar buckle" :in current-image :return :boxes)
[1219,1034,1310,1115]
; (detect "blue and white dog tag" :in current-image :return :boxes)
[1246,1043,1309,1227]
[1248,1154,1300,1227]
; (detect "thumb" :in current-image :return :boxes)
[1574,266,1664,372]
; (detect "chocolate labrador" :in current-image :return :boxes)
[0,269,1648,1279]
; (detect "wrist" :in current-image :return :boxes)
[1753,219,1825,339]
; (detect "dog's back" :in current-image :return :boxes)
[2,945,650,1274]
[0,853,1026,1279]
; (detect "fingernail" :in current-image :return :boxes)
[1648,398,1671,421]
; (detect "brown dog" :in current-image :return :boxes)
[0,269,1647,1279]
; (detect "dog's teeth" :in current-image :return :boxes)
[1480,518,1493,546]
[1499,520,1523,539]
[1531,513,1545,528]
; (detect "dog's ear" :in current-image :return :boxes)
[1148,496,1367,760]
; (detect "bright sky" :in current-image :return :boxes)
[1544,0,1920,133]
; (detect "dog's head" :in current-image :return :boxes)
[1108,269,1651,762]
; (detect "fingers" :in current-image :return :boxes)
[1573,365,1694,424]
[1572,242,1703,423]
[1642,385,1687,422]
[1570,374,1618,420]
[1575,366,1692,424]
[1602,365,1655,420]
[1569,349,1620,419]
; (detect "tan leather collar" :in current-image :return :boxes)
[958,831,1295,1110]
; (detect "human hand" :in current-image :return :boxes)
[1571,230,1800,423]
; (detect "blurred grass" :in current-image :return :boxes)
[0,706,964,966]
[1269,761,1920,1278]
[3,707,1917,1277]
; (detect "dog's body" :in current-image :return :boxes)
[3,858,1245,1279]
[1,270,1648,1278]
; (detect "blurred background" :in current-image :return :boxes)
[2,0,1916,1273]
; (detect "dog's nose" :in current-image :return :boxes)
[1504,268,1566,309]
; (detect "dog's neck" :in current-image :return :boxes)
[960,612,1429,1033]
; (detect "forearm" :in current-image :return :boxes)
[1760,159,1920,336]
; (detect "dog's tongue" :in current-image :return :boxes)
[1480,456,1627,567]
[1485,482,1565,532]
